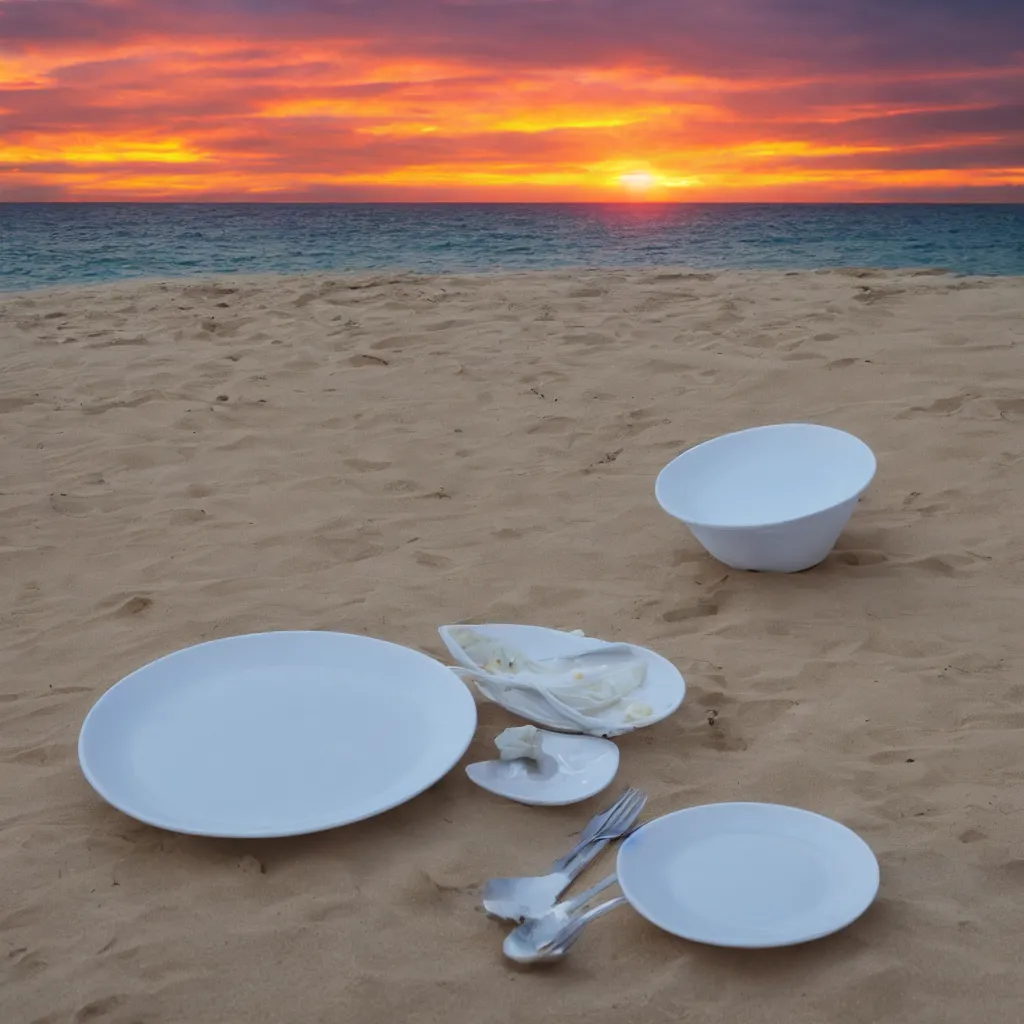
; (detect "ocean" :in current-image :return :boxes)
[1,203,1022,291]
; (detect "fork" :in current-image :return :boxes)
[551,788,640,872]
[482,788,646,922]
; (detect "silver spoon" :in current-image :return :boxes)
[502,872,617,954]
[503,896,629,964]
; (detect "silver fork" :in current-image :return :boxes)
[482,788,646,922]
[551,788,639,872]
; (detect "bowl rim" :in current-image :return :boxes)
[654,422,877,532]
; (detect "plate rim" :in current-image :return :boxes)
[78,629,478,839]
[616,801,880,948]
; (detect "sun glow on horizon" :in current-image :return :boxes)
[619,171,659,193]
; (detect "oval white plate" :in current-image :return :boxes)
[439,624,685,734]
[617,802,879,948]
[465,731,619,806]
[79,631,478,838]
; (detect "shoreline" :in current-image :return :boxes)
[3,263,1022,300]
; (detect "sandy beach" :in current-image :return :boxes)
[2,267,1023,1023]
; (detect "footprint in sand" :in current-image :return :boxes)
[0,397,39,413]
[168,508,207,525]
[345,457,391,472]
[74,994,129,1022]
[701,712,748,752]
[662,598,719,623]
[314,538,386,562]
[526,416,574,435]
[734,697,799,729]
[353,353,392,368]
[112,595,154,617]
[383,479,419,494]
[414,551,455,569]
[958,829,987,844]
[830,549,888,567]
[995,397,1024,420]
[898,395,966,417]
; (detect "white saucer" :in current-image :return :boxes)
[439,624,685,735]
[78,631,477,838]
[465,731,619,806]
[617,802,880,948]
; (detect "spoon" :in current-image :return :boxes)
[503,896,629,964]
[503,872,617,949]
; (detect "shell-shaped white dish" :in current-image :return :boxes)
[439,624,685,735]
[465,730,619,806]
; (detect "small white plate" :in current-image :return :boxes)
[617,802,879,948]
[439,624,685,734]
[465,731,619,806]
[78,631,478,838]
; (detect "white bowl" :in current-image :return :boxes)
[655,423,876,573]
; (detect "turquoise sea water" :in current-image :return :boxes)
[1,203,1022,291]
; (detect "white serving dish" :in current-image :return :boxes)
[655,423,876,572]
[438,624,685,736]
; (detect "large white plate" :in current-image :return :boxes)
[617,803,879,948]
[79,631,478,838]
[439,624,685,734]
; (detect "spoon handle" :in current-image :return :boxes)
[542,896,629,955]
[563,872,617,915]
[575,894,628,928]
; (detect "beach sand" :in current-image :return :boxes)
[2,268,1023,1023]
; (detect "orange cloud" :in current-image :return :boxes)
[1,0,1022,200]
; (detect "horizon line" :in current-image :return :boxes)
[2,199,1022,206]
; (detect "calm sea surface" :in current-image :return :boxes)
[1,203,1022,291]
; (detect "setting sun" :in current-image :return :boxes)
[619,172,659,193]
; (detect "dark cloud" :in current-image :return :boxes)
[3,0,1022,76]
[790,105,1024,147]
[807,140,1024,171]
[721,72,1024,123]
[0,179,72,201]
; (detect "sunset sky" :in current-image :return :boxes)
[1,0,1022,202]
